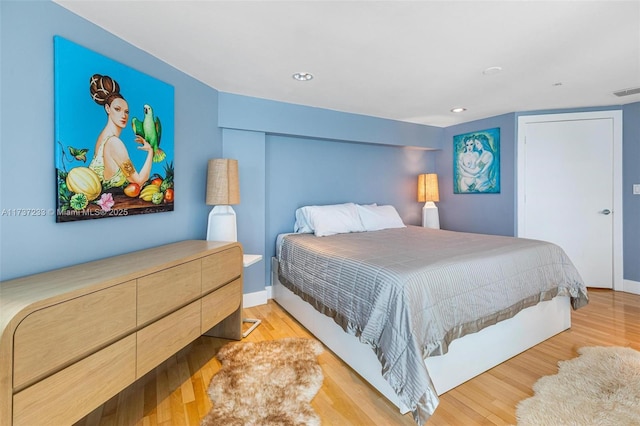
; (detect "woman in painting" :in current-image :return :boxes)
[457,135,480,192]
[473,134,497,192]
[88,74,152,189]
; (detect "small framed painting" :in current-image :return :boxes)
[54,36,175,222]
[453,127,500,194]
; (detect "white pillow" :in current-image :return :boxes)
[356,204,405,231]
[294,203,365,237]
[294,206,314,233]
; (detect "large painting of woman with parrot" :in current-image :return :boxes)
[54,36,174,222]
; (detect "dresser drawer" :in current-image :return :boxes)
[13,280,136,389]
[13,334,136,426]
[137,259,201,325]
[201,278,242,333]
[201,247,242,293]
[136,300,201,378]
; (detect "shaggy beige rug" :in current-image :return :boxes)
[516,346,640,426]
[201,337,324,426]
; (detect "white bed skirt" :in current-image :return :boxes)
[271,257,571,413]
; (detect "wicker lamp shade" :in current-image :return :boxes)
[418,173,439,203]
[206,159,240,205]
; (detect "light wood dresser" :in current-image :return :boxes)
[0,240,243,426]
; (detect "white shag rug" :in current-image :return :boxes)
[516,346,640,426]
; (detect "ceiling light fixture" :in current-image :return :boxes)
[482,66,502,75]
[451,107,467,113]
[292,72,313,81]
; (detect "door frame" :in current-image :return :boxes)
[516,111,623,291]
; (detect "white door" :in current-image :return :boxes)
[517,111,623,289]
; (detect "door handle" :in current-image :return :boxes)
[601,209,611,215]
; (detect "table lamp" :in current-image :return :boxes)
[418,173,440,229]
[206,159,240,242]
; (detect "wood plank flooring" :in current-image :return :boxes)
[75,288,640,425]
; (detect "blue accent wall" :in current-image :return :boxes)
[1,1,638,287]
[220,129,267,294]
[265,135,433,277]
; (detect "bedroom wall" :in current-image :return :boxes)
[0,1,221,281]
[438,114,516,236]
[265,134,430,239]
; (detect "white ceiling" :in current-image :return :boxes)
[54,0,640,127]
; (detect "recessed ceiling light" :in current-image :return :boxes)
[292,72,313,81]
[451,107,467,113]
[482,66,502,75]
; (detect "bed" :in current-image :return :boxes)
[271,203,588,424]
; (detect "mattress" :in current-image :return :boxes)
[276,226,588,423]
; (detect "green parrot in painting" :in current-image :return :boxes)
[131,104,165,163]
[68,146,89,162]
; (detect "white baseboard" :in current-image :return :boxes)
[242,286,272,308]
[243,289,268,308]
[623,279,640,295]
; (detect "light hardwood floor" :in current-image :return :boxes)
[75,288,640,426]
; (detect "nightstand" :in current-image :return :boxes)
[243,254,262,267]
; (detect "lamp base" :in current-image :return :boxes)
[206,205,237,242]
[422,202,440,229]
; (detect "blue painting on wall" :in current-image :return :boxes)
[54,36,174,222]
[453,127,500,194]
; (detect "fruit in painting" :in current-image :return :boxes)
[66,167,102,201]
[151,191,164,205]
[69,193,89,210]
[160,161,174,192]
[164,188,174,203]
[139,184,161,201]
[124,183,141,197]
